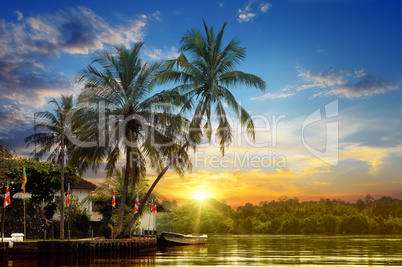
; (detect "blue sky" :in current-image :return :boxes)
[1,0,401,205]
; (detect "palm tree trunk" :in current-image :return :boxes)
[60,115,65,239]
[120,141,189,237]
[115,146,132,235]
[119,104,208,237]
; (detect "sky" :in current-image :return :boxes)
[1,0,401,207]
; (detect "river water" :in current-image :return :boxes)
[6,235,402,266]
[157,235,402,266]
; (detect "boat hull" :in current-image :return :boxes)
[159,232,207,246]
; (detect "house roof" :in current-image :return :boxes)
[73,178,97,190]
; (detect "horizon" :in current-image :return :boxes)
[1,0,401,207]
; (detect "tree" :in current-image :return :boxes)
[122,21,266,236]
[73,43,190,236]
[25,95,75,239]
[25,95,74,164]
[0,153,79,234]
[59,194,91,238]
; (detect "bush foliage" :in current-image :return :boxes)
[157,196,402,235]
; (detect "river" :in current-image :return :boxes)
[6,235,402,266]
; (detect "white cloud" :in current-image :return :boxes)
[297,66,400,99]
[260,3,272,12]
[251,66,400,102]
[251,91,295,101]
[238,0,271,23]
[14,10,23,21]
[2,6,148,57]
[238,13,256,23]
[219,1,224,8]
[0,6,151,135]
[143,46,180,61]
[150,11,161,21]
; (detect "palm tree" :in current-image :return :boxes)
[25,94,75,239]
[25,95,74,163]
[71,43,190,236]
[121,21,266,236]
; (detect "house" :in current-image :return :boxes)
[71,178,102,221]
[53,178,102,222]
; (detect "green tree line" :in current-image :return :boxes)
[156,196,402,235]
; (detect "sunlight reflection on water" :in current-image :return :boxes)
[156,235,402,266]
[6,235,402,266]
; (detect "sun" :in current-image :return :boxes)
[192,189,210,201]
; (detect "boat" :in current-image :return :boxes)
[158,232,208,246]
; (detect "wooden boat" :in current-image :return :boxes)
[159,232,208,246]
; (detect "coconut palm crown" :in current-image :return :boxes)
[158,21,266,154]
[25,95,74,163]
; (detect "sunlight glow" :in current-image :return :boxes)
[192,189,210,201]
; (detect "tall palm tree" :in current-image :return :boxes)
[71,43,190,236]
[25,95,74,164]
[25,94,74,239]
[121,21,266,236]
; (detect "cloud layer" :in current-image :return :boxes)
[0,6,150,152]
[238,0,271,23]
[251,66,400,101]
[0,6,147,102]
[297,67,400,99]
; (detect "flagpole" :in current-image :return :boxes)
[23,195,26,241]
[68,183,70,238]
[2,182,10,240]
[1,207,5,241]
[148,204,151,234]
[22,166,27,241]
[112,194,114,239]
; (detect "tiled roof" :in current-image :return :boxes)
[73,178,97,190]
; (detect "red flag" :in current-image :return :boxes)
[112,190,116,208]
[149,198,154,212]
[21,166,27,197]
[152,199,157,214]
[134,193,139,214]
[66,184,71,208]
[3,184,11,207]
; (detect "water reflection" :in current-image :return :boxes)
[7,235,402,266]
[157,235,402,266]
[7,252,157,267]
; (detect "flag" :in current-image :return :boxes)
[21,166,27,197]
[112,190,116,208]
[152,199,157,214]
[3,184,11,207]
[66,184,71,208]
[134,193,139,214]
[149,198,154,212]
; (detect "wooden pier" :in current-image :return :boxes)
[1,237,157,265]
